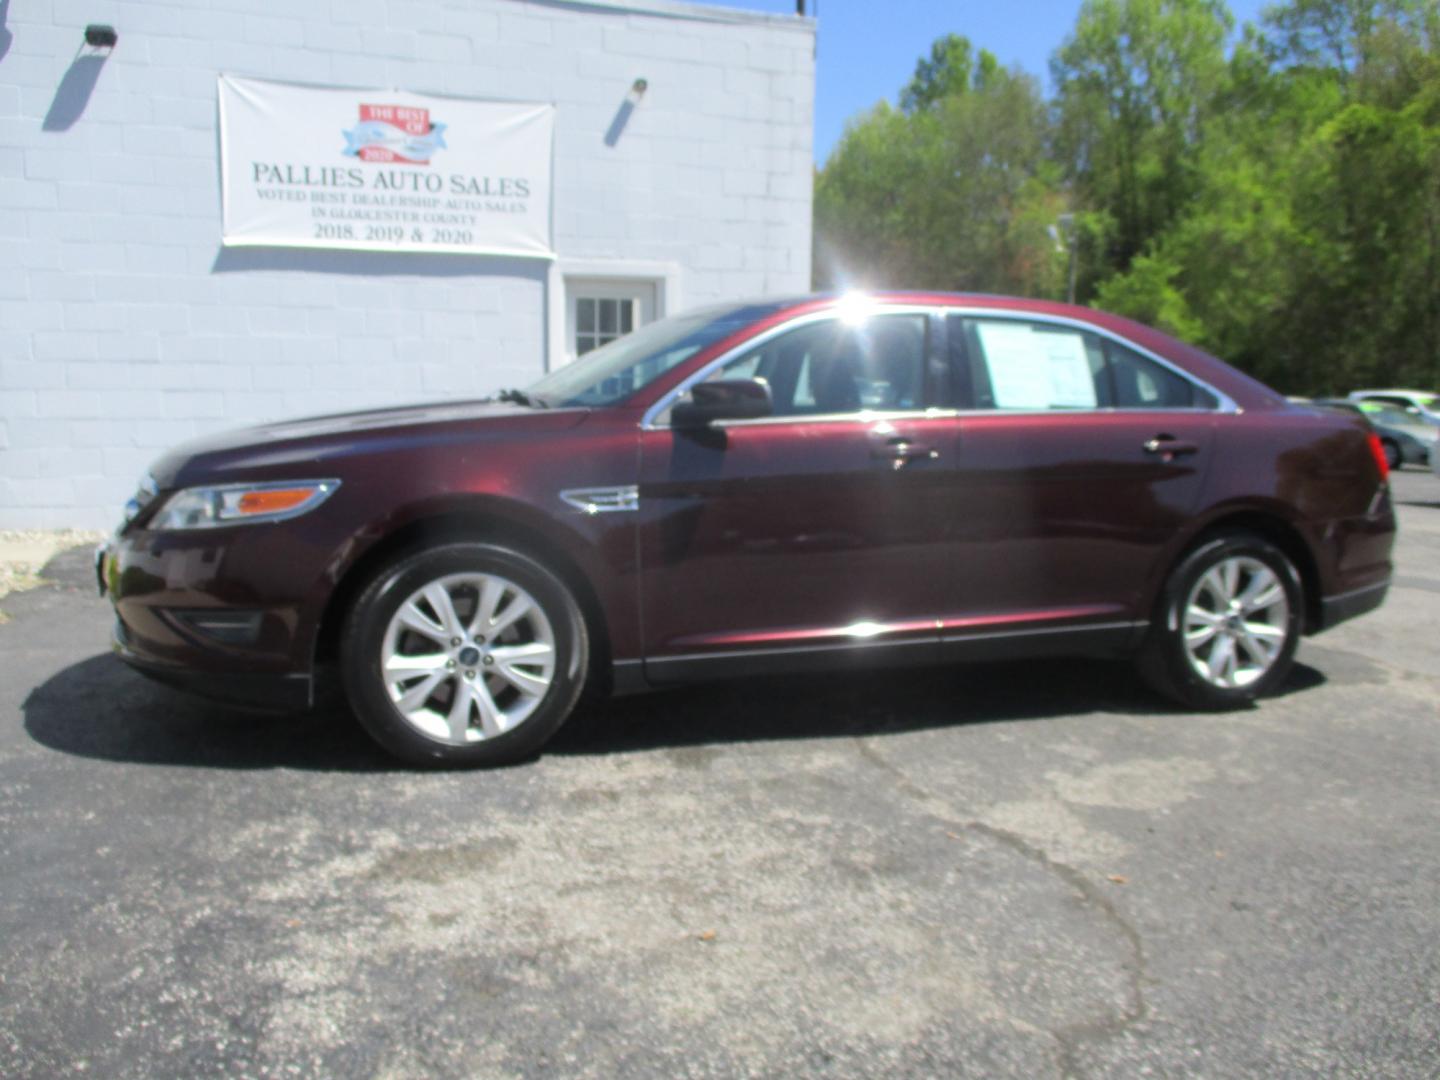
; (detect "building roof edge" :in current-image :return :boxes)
[519,0,816,33]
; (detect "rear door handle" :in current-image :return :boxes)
[873,437,939,469]
[1143,435,1199,458]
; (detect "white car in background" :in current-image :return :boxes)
[1348,389,1440,427]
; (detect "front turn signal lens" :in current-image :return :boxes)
[236,487,321,516]
[149,480,341,531]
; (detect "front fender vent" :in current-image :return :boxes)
[559,486,639,514]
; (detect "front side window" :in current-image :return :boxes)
[705,314,929,417]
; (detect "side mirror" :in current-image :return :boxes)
[671,378,773,428]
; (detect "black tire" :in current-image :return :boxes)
[1136,532,1303,710]
[340,542,589,767]
[1380,439,1401,470]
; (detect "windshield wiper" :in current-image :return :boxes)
[492,388,547,408]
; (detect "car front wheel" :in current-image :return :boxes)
[1136,532,1303,710]
[340,542,589,767]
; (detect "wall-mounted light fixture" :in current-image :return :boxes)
[83,24,117,49]
[606,79,648,147]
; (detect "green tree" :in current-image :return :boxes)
[816,40,1066,297]
[1262,0,1432,88]
[1087,0,1439,392]
[1096,30,1340,385]
[900,34,1005,112]
[813,1,1440,395]
[1051,0,1234,281]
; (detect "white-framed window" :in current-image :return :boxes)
[545,259,682,374]
[566,279,656,359]
[575,296,634,354]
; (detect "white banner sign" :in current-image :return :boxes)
[218,75,554,258]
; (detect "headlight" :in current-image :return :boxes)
[149,480,341,530]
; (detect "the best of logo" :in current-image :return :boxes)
[341,104,448,165]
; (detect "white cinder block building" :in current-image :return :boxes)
[0,0,816,527]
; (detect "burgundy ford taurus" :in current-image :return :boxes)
[98,293,1396,766]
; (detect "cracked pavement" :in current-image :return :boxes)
[2,471,1438,1077]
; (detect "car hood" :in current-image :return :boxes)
[150,399,590,488]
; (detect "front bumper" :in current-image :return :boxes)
[111,616,313,711]
[98,525,330,712]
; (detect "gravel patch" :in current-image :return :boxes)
[0,530,108,620]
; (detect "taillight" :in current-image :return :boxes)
[1366,432,1390,483]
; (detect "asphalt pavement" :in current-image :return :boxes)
[2,471,1437,1078]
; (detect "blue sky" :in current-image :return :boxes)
[715,0,1273,164]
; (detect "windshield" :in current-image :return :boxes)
[526,301,791,407]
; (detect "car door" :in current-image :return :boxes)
[937,313,1219,654]
[636,310,957,681]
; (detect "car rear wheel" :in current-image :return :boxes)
[340,542,588,767]
[1136,532,1302,710]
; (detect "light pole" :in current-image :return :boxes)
[1057,212,1078,305]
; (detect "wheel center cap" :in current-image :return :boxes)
[457,645,482,666]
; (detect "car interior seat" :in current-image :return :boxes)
[810,338,863,413]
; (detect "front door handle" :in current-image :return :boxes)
[1143,435,1200,458]
[873,437,939,469]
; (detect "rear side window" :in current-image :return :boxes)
[951,317,1107,410]
[949,316,1216,411]
[1105,340,1209,408]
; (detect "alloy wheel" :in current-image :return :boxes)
[379,572,556,744]
[1182,555,1290,690]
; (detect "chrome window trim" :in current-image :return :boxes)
[711,407,961,430]
[641,304,1238,430]
[707,404,1225,431]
